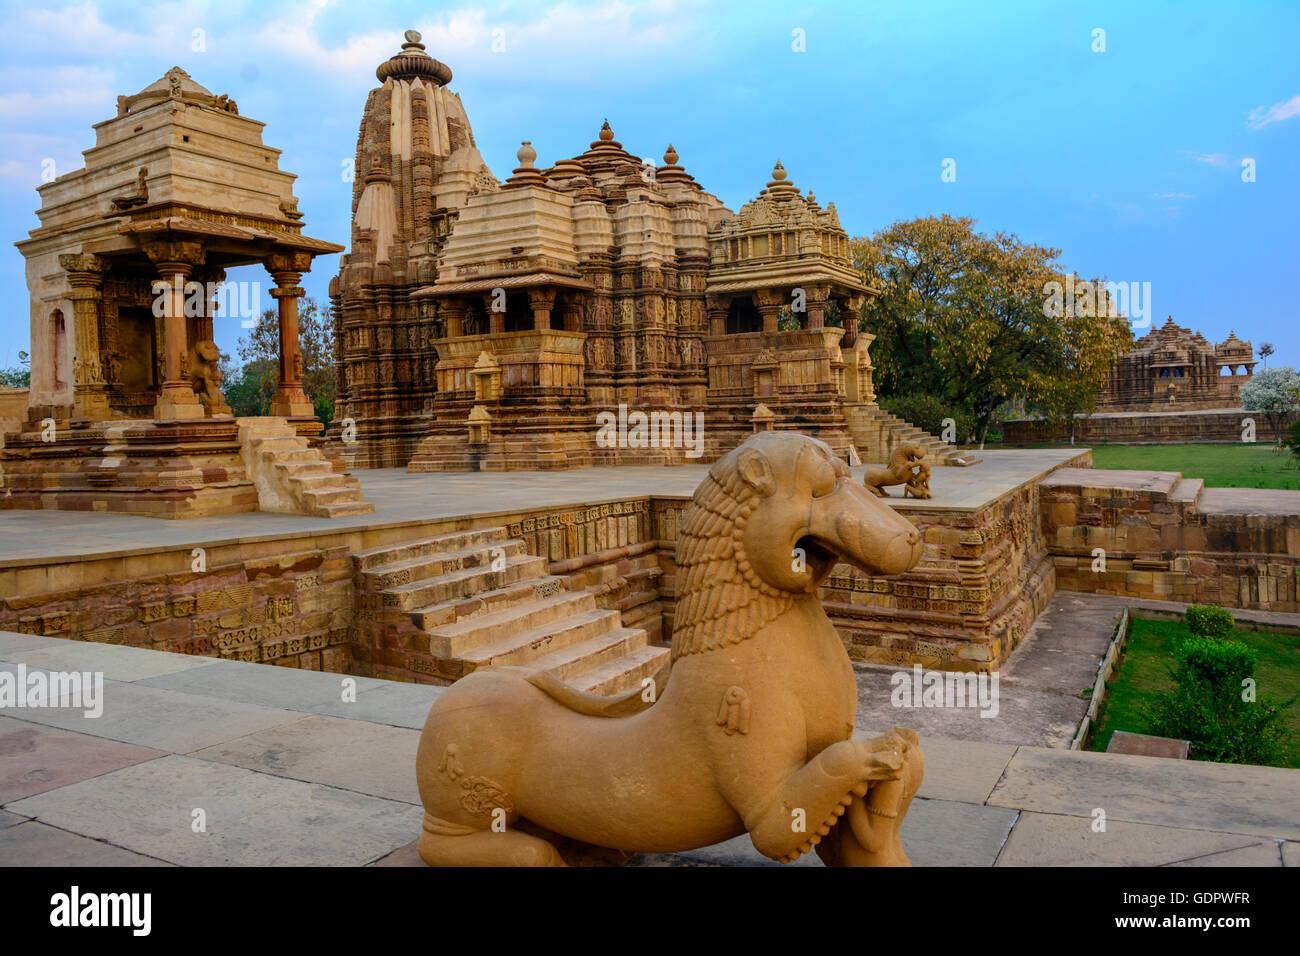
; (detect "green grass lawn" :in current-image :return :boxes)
[1002,441,1300,489]
[1088,617,1300,768]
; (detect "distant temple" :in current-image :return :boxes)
[330,32,968,470]
[1096,317,1256,412]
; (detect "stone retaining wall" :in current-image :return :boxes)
[1040,470,1300,612]
[1001,408,1296,444]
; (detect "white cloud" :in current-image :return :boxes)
[1177,149,1234,169]
[1247,93,1300,130]
[1152,192,1195,199]
[0,66,116,119]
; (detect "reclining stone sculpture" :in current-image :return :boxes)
[414,431,926,866]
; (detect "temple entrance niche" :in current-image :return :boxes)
[726,297,762,335]
[115,306,158,401]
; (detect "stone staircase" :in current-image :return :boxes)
[354,526,669,694]
[236,417,374,518]
[844,404,980,467]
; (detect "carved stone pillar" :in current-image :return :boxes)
[754,289,784,333]
[59,253,111,421]
[841,294,864,347]
[805,283,830,330]
[486,292,505,336]
[266,252,315,418]
[143,240,205,420]
[705,295,730,338]
[441,298,467,338]
[528,288,556,331]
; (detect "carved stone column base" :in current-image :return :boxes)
[73,390,113,422]
[154,383,205,421]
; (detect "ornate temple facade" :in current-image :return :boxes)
[3,68,370,517]
[1096,317,1256,412]
[332,33,967,471]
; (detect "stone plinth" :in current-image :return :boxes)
[0,418,257,518]
[1041,468,1300,612]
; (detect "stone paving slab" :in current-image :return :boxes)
[3,679,304,754]
[0,821,173,866]
[190,714,422,805]
[0,450,1082,566]
[1282,842,1299,867]
[5,640,220,683]
[138,658,386,711]
[0,809,27,830]
[0,633,70,656]
[0,715,164,802]
[852,592,1127,750]
[901,735,1017,804]
[628,797,1018,867]
[988,747,1300,840]
[1167,842,1283,867]
[995,811,1281,866]
[307,680,444,729]
[855,675,1085,748]
[6,754,423,866]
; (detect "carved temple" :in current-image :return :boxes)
[2,67,371,518]
[1097,317,1257,412]
[331,34,969,471]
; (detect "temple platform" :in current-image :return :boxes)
[1,630,1295,866]
[0,448,1081,566]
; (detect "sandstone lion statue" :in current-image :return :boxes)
[415,432,926,866]
[188,340,231,416]
[863,443,931,499]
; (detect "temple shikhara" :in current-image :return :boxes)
[1096,317,1256,412]
[330,33,969,471]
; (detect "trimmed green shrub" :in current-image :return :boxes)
[1184,604,1234,639]
[1144,636,1291,765]
[879,394,976,444]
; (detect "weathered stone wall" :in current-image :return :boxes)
[650,454,1090,673]
[1040,470,1300,611]
[0,545,355,670]
[1001,408,1295,445]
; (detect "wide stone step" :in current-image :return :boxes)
[574,644,670,696]
[522,626,648,682]
[427,590,596,658]
[454,608,623,668]
[314,500,376,517]
[409,575,567,630]
[254,436,309,452]
[385,554,550,613]
[354,526,510,572]
[301,487,365,508]
[276,460,335,478]
[361,538,528,591]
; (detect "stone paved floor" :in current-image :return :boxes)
[0,449,1082,566]
[853,592,1300,749]
[2,632,1296,867]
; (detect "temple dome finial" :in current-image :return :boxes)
[377,28,453,86]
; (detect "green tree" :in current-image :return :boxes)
[1241,366,1299,445]
[0,367,30,388]
[853,215,1130,445]
[226,297,335,424]
[221,356,277,417]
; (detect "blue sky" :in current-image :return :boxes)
[1,0,1297,369]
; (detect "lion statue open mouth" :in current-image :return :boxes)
[414,431,926,866]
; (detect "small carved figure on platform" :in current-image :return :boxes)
[863,443,931,499]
